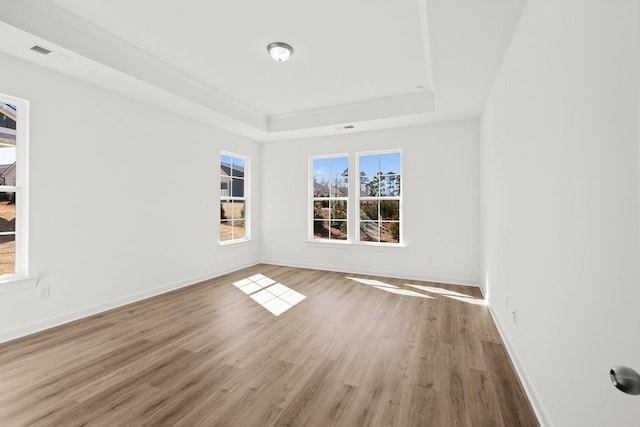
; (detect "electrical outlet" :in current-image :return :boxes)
[37,285,50,300]
[512,308,517,324]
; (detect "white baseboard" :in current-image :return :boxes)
[260,258,481,287]
[480,288,552,427]
[0,260,258,345]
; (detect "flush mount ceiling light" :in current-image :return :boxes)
[267,42,293,62]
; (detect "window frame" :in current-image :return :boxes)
[219,151,250,245]
[0,93,30,282]
[309,153,350,243]
[356,149,402,246]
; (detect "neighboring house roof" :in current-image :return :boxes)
[1,163,16,178]
[0,162,15,186]
[0,163,14,176]
[220,162,244,178]
[0,104,17,146]
[0,104,16,121]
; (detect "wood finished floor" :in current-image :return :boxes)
[0,264,538,426]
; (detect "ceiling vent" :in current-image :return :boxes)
[30,45,72,62]
[30,45,52,55]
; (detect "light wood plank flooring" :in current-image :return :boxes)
[0,264,538,426]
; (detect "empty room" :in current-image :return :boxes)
[0,0,638,426]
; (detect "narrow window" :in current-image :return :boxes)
[220,153,248,243]
[0,96,28,277]
[311,155,349,241]
[358,151,401,244]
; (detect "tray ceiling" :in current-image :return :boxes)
[0,0,526,141]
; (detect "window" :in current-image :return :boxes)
[0,95,28,278]
[220,152,248,243]
[358,151,401,244]
[311,155,348,241]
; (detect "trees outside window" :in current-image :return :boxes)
[358,152,401,244]
[309,150,401,245]
[311,156,348,241]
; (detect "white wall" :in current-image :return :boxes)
[481,1,640,425]
[0,52,261,343]
[261,120,480,285]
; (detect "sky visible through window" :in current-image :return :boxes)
[0,148,16,165]
[313,154,400,178]
[359,152,400,176]
[221,154,244,170]
[312,154,401,178]
[313,156,348,180]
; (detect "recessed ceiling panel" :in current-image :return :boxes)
[49,0,431,116]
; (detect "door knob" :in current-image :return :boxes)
[610,366,640,395]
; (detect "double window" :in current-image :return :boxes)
[310,150,402,245]
[220,153,248,243]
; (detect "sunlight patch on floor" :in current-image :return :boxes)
[233,274,306,316]
[345,277,399,289]
[346,277,434,299]
[407,284,486,305]
[443,294,486,305]
[407,284,470,297]
[346,276,484,304]
[376,287,434,298]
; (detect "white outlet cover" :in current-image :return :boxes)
[37,285,50,299]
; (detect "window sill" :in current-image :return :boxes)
[218,238,252,247]
[306,240,407,249]
[355,242,407,248]
[305,239,353,245]
[0,276,40,294]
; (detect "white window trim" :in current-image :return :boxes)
[0,93,36,286]
[309,153,350,243]
[356,149,403,246]
[219,151,250,245]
